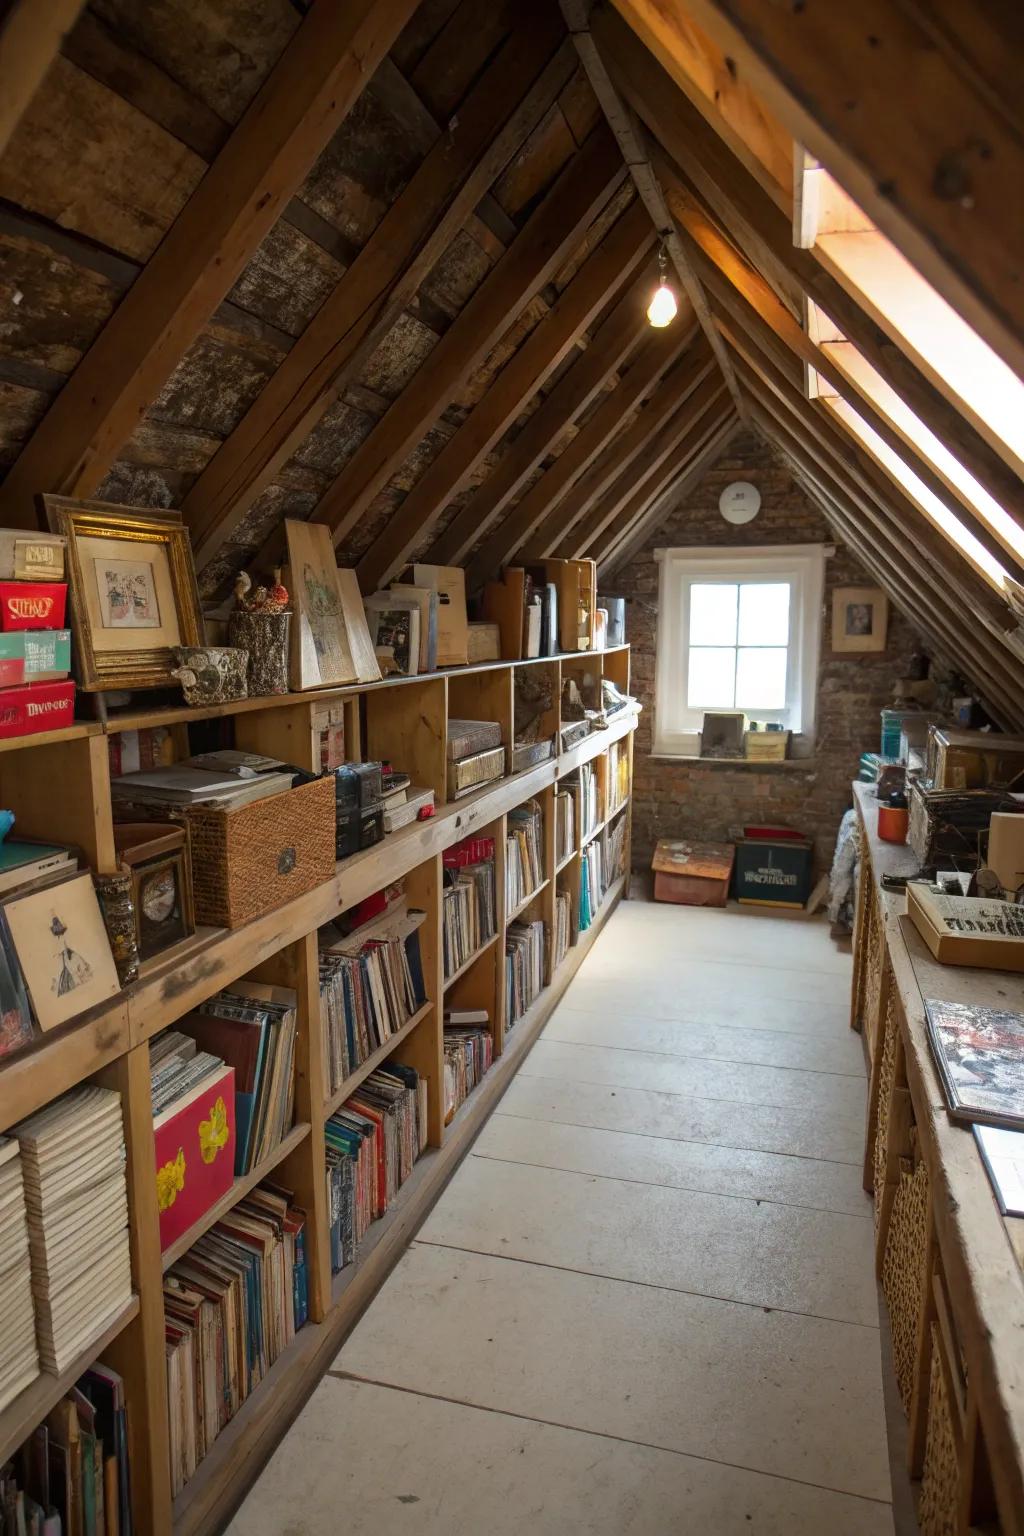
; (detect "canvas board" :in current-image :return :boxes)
[284,520,358,689]
[3,872,120,1033]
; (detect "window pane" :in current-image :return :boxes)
[736,647,787,710]
[689,583,737,646]
[738,582,790,646]
[688,647,736,708]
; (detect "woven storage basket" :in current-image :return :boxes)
[882,1153,930,1413]
[918,1323,961,1536]
[179,773,335,929]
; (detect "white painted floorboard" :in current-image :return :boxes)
[228,898,894,1535]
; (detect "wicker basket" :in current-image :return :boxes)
[882,1153,930,1413]
[178,774,335,929]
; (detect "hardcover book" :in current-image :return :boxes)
[925,998,1024,1127]
[446,718,503,761]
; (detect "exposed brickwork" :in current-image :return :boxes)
[611,429,924,877]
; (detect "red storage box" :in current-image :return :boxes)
[0,581,68,630]
[154,1063,236,1253]
[0,679,75,738]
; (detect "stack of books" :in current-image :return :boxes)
[443,1009,493,1124]
[505,919,545,1029]
[0,533,74,740]
[554,889,572,969]
[12,1086,132,1374]
[319,907,428,1095]
[446,719,504,800]
[555,789,575,864]
[0,1136,38,1412]
[380,777,435,835]
[111,751,296,813]
[325,1065,428,1275]
[505,799,543,912]
[180,982,298,1177]
[607,740,629,813]
[163,1183,308,1496]
[441,837,496,980]
[0,1361,132,1534]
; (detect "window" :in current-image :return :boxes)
[654,545,825,752]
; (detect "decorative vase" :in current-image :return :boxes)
[171,646,248,706]
[228,611,291,697]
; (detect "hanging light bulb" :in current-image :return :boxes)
[647,244,678,328]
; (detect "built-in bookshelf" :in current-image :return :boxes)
[0,646,635,1536]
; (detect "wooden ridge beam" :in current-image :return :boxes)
[0,0,86,157]
[589,398,732,565]
[601,413,737,574]
[354,195,656,591]
[0,0,421,528]
[464,320,697,589]
[559,367,726,557]
[525,335,714,558]
[629,0,1024,380]
[185,8,574,569]
[305,123,626,564]
[666,176,1024,584]
[560,0,745,425]
[596,1,1024,518]
[427,257,660,567]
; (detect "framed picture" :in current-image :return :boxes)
[831,586,889,653]
[41,495,204,691]
[283,520,380,689]
[2,871,120,1032]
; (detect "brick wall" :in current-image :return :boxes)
[610,429,924,877]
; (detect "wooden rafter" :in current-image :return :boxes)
[560,0,745,424]
[427,256,662,567]
[619,0,1024,380]
[185,6,574,569]
[465,322,698,588]
[354,195,655,591]
[0,0,86,156]
[300,123,626,566]
[0,0,422,528]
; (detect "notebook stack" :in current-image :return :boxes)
[505,919,545,1030]
[441,837,496,980]
[443,1009,493,1124]
[555,789,575,864]
[0,1137,38,1412]
[0,1361,133,1535]
[325,1064,427,1275]
[319,908,428,1095]
[111,752,296,813]
[12,1086,132,1375]
[506,800,543,913]
[554,889,572,969]
[163,1183,308,1496]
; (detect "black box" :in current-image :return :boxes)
[336,803,384,859]
[733,838,812,908]
[335,761,383,809]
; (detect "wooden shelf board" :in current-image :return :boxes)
[0,1295,139,1465]
[160,1122,311,1272]
[323,1001,433,1119]
[0,998,131,1135]
[0,721,102,755]
[506,877,549,924]
[582,817,607,847]
[443,932,499,992]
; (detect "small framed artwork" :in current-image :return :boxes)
[2,871,120,1032]
[41,494,204,691]
[831,586,889,653]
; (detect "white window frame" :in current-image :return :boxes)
[653,544,826,754]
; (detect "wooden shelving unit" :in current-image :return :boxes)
[0,646,636,1536]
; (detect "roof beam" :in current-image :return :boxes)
[0,0,421,527]
[354,196,655,591]
[0,0,86,157]
[625,0,1024,381]
[560,0,745,424]
[185,8,573,570]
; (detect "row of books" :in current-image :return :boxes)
[554,788,575,865]
[325,1064,427,1275]
[0,1136,35,1415]
[553,889,572,971]
[505,919,545,1031]
[1,1361,132,1535]
[164,1183,308,1497]
[443,1010,493,1125]
[578,762,600,841]
[579,843,604,933]
[505,800,543,913]
[441,839,496,980]
[607,740,629,815]
[318,908,427,1096]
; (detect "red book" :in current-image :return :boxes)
[0,680,75,739]
[155,1064,236,1253]
[0,581,68,631]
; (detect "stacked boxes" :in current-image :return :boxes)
[0,532,73,738]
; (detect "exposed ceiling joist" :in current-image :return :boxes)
[0,0,86,157]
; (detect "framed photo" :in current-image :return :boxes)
[831,586,889,653]
[2,872,120,1033]
[283,519,380,689]
[41,495,204,691]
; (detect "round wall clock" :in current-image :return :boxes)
[719,480,761,525]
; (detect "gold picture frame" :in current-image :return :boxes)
[41,494,204,691]
[831,585,889,654]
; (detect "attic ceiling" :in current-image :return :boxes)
[0,0,1022,727]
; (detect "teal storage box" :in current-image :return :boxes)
[0,629,71,686]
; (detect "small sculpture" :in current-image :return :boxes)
[233,567,289,614]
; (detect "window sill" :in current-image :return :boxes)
[648,752,818,771]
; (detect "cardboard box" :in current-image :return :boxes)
[734,837,812,908]
[0,530,66,582]
[651,840,734,906]
[0,680,75,739]
[154,1064,236,1253]
[0,581,67,631]
[0,630,71,686]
